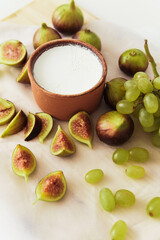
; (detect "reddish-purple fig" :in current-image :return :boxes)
[96,111,134,145]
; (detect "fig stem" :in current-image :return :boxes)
[144,39,159,79]
[33,198,39,205]
[24,175,28,182]
[41,23,47,29]
[84,29,91,34]
[70,0,75,10]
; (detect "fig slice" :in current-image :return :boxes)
[24,112,42,141]
[68,111,93,149]
[16,60,30,84]
[0,39,27,67]
[34,171,67,204]
[12,144,36,182]
[36,112,53,143]
[0,98,16,125]
[50,125,75,157]
[1,110,27,138]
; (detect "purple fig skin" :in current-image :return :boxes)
[73,29,101,51]
[119,48,148,76]
[24,113,42,141]
[52,0,84,35]
[33,23,62,49]
[96,111,134,146]
[104,78,126,109]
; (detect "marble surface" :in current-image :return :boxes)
[0,20,160,240]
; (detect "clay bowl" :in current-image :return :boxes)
[28,39,107,121]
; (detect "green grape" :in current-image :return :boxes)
[112,148,129,165]
[115,189,135,207]
[124,79,137,90]
[132,103,143,118]
[110,220,127,240]
[85,169,104,184]
[153,76,160,90]
[143,117,160,132]
[125,165,145,179]
[125,88,140,102]
[143,93,158,113]
[146,197,160,218]
[139,108,154,128]
[129,147,149,162]
[133,72,149,81]
[99,188,115,212]
[154,96,160,117]
[116,100,134,114]
[137,78,153,94]
[152,130,160,147]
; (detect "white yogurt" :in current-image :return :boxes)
[33,44,103,95]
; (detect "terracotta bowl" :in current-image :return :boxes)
[28,39,107,121]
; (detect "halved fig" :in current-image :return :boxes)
[1,110,27,138]
[68,111,93,149]
[0,40,27,67]
[12,144,36,182]
[16,60,30,84]
[24,112,42,141]
[0,98,16,125]
[36,112,53,143]
[50,125,75,157]
[34,171,67,204]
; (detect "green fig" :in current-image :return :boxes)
[16,59,30,84]
[12,144,36,182]
[119,48,148,76]
[104,78,126,109]
[0,98,16,125]
[52,0,84,35]
[73,29,101,51]
[51,125,75,157]
[24,112,42,141]
[68,111,93,149]
[0,39,27,67]
[34,171,67,203]
[1,110,27,138]
[33,23,62,49]
[36,112,53,143]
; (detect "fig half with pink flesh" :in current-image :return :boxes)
[51,125,75,157]
[34,171,67,203]
[96,111,134,145]
[36,112,53,143]
[0,98,16,125]
[0,40,27,67]
[68,111,93,149]
[12,144,36,182]
[24,112,42,141]
[16,59,30,84]
[1,110,27,138]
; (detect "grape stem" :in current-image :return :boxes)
[144,39,159,79]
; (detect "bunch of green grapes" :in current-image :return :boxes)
[116,72,160,146]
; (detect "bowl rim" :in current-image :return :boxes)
[28,38,107,98]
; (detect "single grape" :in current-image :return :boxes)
[125,88,140,102]
[110,220,127,240]
[137,78,153,94]
[143,117,160,132]
[115,189,135,207]
[133,72,149,81]
[143,93,158,113]
[139,108,154,128]
[112,148,129,165]
[85,169,104,184]
[153,76,160,90]
[124,79,137,90]
[129,147,149,162]
[125,165,145,179]
[99,188,115,212]
[152,130,160,147]
[116,100,134,114]
[132,103,143,118]
[154,96,160,117]
[146,197,160,218]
